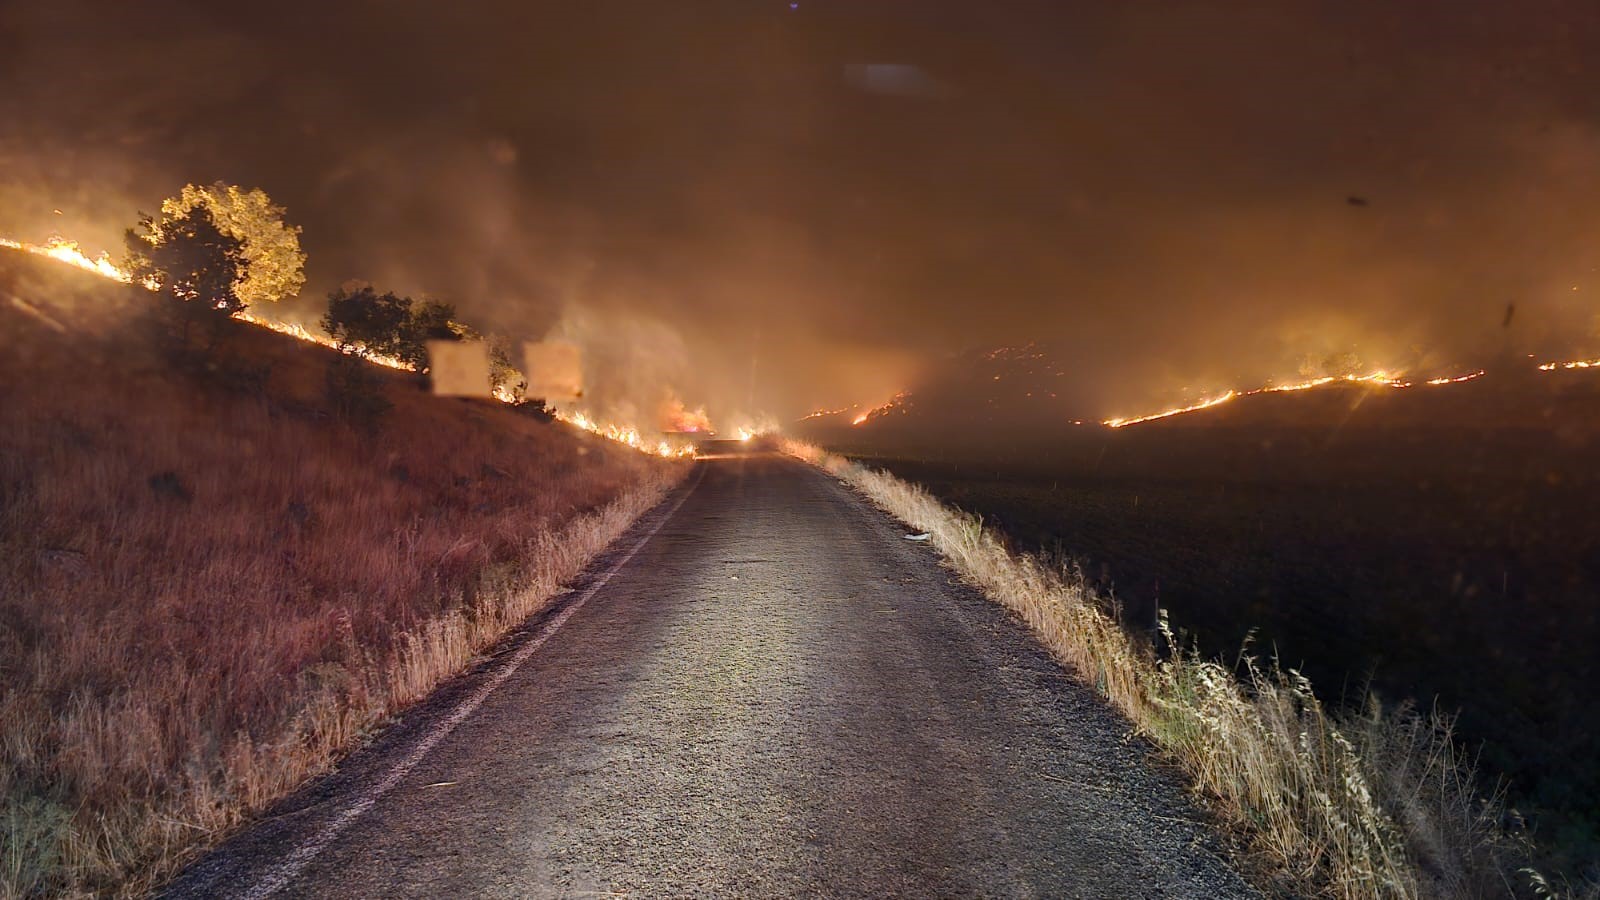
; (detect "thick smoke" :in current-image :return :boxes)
[4,1,1600,426]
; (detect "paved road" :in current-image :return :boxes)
[167,453,1253,898]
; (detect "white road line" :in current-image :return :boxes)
[236,465,705,899]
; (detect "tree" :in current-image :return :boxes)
[321,288,470,372]
[321,286,413,361]
[124,206,245,344]
[161,183,305,306]
[397,299,463,371]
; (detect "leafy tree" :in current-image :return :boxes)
[161,183,305,306]
[124,206,245,345]
[397,299,464,371]
[321,288,470,372]
[322,286,413,361]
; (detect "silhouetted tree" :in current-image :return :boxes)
[396,299,462,371]
[322,287,472,377]
[322,286,413,361]
[124,206,245,347]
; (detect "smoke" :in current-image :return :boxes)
[5,1,1600,430]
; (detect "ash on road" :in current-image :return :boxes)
[168,453,1252,898]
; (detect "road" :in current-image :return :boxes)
[167,452,1253,898]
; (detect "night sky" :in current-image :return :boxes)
[6,1,1600,425]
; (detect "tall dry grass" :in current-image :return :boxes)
[0,257,684,897]
[784,439,1557,899]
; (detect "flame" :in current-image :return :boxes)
[799,405,852,421]
[1538,358,1600,371]
[1424,370,1486,386]
[1104,369,1491,427]
[0,236,145,284]
[556,410,696,458]
[851,391,910,426]
[232,309,415,370]
[1103,390,1238,428]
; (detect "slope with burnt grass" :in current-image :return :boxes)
[0,252,684,897]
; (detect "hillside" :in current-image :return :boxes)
[0,251,684,896]
[808,355,1600,878]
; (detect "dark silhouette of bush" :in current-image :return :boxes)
[402,299,461,371]
[321,286,413,362]
[325,355,392,432]
[321,287,466,373]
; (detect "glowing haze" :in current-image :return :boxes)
[6,1,1600,431]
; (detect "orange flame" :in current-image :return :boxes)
[1104,369,1493,428]
[852,391,909,426]
[1538,358,1600,371]
[1,236,143,284]
[557,410,696,458]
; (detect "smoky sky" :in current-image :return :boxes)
[6,1,1600,424]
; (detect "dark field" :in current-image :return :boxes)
[815,384,1600,878]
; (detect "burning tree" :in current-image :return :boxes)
[123,184,305,355]
[160,183,306,306]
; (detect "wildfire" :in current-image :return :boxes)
[1103,390,1238,429]
[4,233,697,459]
[852,391,910,426]
[1425,370,1486,386]
[0,236,146,285]
[557,410,696,458]
[232,309,415,371]
[1105,368,1489,428]
[799,405,852,421]
[1538,358,1600,371]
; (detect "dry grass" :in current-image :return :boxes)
[0,256,685,897]
[784,439,1567,899]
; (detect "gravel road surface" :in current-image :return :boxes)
[165,452,1253,899]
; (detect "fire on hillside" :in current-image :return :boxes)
[2,235,705,458]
